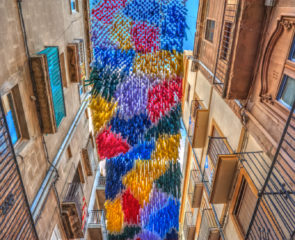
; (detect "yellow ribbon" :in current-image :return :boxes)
[105,197,124,233]
[88,96,117,133]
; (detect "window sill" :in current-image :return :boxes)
[14,139,31,156]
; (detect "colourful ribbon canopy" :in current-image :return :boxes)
[89,0,187,239]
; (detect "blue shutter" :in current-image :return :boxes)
[39,47,65,127]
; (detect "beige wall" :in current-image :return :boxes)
[183,59,197,130]
[0,0,94,239]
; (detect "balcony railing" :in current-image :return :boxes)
[188,170,203,208]
[188,100,209,148]
[203,136,232,194]
[63,182,84,221]
[88,210,105,227]
[213,1,239,87]
[246,101,295,240]
[183,212,196,240]
[198,209,219,240]
[0,96,38,239]
[188,100,202,139]
[97,175,106,189]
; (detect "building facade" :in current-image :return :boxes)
[0,0,105,239]
[180,0,295,239]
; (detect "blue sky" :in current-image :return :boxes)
[184,0,199,50]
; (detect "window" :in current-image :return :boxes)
[289,36,295,62]
[70,0,78,13]
[205,20,215,42]
[2,93,21,145]
[233,177,257,236]
[1,86,29,145]
[74,39,86,95]
[277,75,295,109]
[221,22,232,60]
[187,84,191,102]
[38,47,66,127]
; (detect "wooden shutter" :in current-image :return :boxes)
[82,148,92,176]
[234,179,257,236]
[31,54,57,133]
[67,43,80,83]
[59,52,68,88]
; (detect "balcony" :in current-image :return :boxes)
[242,102,295,239]
[188,170,203,208]
[197,209,220,240]
[61,183,84,239]
[183,212,196,240]
[203,136,238,204]
[188,100,209,148]
[87,210,105,240]
[82,138,98,176]
[96,176,106,210]
[213,1,265,99]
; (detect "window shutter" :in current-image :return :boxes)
[31,54,57,133]
[67,43,80,83]
[234,180,257,236]
[82,148,92,176]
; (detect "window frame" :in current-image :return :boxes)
[230,169,258,239]
[1,85,29,146]
[2,91,22,146]
[220,21,233,60]
[289,35,295,62]
[70,0,79,14]
[205,19,215,43]
[277,74,295,110]
[230,168,281,239]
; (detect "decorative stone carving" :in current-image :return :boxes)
[260,16,295,99]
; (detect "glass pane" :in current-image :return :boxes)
[2,93,20,144]
[281,76,295,108]
[71,0,76,11]
[292,47,295,60]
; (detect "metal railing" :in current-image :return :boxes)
[246,101,295,240]
[198,209,219,240]
[63,182,84,221]
[188,170,202,207]
[97,176,106,189]
[202,136,231,193]
[88,210,105,227]
[181,119,226,240]
[183,211,196,240]
[238,151,271,191]
[213,0,240,87]
[0,96,38,239]
[188,100,202,140]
